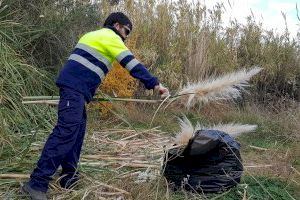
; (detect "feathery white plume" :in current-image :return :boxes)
[177,66,262,108]
[174,116,194,145]
[174,116,257,146]
[195,123,257,138]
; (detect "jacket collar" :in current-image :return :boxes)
[103,25,125,41]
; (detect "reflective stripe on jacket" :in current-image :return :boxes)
[56,27,159,102]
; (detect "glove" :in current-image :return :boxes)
[154,83,170,99]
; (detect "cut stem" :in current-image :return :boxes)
[22,96,164,104]
[0,174,30,179]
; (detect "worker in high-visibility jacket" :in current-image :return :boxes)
[22,12,169,200]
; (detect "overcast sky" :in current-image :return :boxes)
[189,0,300,38]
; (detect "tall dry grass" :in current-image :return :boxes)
[4,0,299,101]
[0,2,56,160]
[95,1,300,102]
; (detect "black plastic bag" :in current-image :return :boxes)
[162,130,243,193]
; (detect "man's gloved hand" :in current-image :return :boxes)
[154,83,170,99]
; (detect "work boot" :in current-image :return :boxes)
[21,182,47,200]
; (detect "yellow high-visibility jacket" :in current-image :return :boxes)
[56,26,159,102]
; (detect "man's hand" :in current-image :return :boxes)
[154,83,170,99]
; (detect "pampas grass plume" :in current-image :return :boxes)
[174,116,194,145]
[196,123,258,137]
[174,116,258,146]
[178,66,262,108]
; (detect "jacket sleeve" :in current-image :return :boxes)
[106,36,159,90]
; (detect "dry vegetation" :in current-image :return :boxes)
[1,0,300,199]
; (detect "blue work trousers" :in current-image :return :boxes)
[29,86,86,192]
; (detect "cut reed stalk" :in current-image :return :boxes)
[22,100,59,105]
[22,67,261,108]
[244,165,273,168]
[22,96,60,100]
[249,145,269,151]
[80,162,159,169]
[291,166,300,176]
[22,97,163,104]
[0,174,30,179]
[93,181,131,195]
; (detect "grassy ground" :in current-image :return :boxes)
[0,101,300,200]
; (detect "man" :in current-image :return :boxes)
[22,12,169,200]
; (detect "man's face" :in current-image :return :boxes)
[113,23,131,40]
